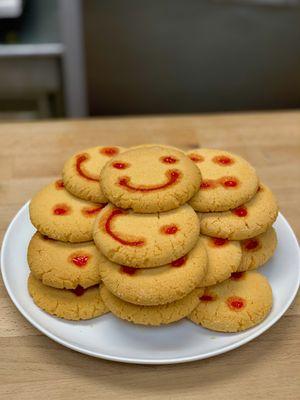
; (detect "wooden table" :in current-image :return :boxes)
[0,111,299,400]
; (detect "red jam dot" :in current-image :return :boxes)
[71,285,86,297]
[171,256,187,267]
[55,179,64,189]
[213,155,234,166]
[112,162,128,169]
[232,207,248,217]
[161,224,178,235]
[244,239,259,251]
[188,153,204,163]
[72,255,89,267]
[230,272,245,280]
[227,296,246,310]
[161,155,178,164]
[121,266,137,275]
[200,180,217,189]
[53,204,70,216]
[100,147,119,157]
[212,237,228,246]
[225,180,237,187]
[200,294,215,302]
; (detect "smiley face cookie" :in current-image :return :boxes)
[29,181,106,242]
[187,148,259,212]
[27,232,102,289]
[199,235,242,287]
[188,271,273,332]
[62,146,125,203]
[28,274,108,320]
[100,286,202,326]
[93,203,200,268]
[98,238,207,305]
[199,184,278,240]
[238,227,277,272]
[100,145,201,213]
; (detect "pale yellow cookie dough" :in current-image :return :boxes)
[93,203,200,268]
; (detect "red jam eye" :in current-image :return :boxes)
[55,179,65,189]
[71,285,86,296]
[160,155,178,164]
[188,153,204,163]
[227,296,246,310]
[161,224,179,235]
[244,239,259,251]
[112,162,129,169]
[219,176,239,188]
[230,272,245,280]
[213,155,234,166]
[200,180,217,189]
[100,147,119,156]
[212,238,228,247]
[232,207,248,217]
[171,256,187,267]
[71,255,89,267]
[81,204,106,217]
[53,203,71,216]
[120,266,137,275]
[200,294,216,302]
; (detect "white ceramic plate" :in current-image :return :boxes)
[1,202,299,364]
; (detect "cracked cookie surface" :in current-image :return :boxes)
[93,203,200,268]
[28,274,108,320]
[98,238,207,305]
[199,184,278,240]
[62,146,125,203]
[101,285,203,326]
[188,271,273,332]
[27,232,102,289]
[100,145,201,213]
[29,181,106,242]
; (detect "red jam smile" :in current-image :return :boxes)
[244,239,259,251]
[213,155,234,166]
[81,204,106,217]
[227,296,246,311]
[230,271,245,280]
[232,207,248,217]
[76,153,99,181]
[112,162,129,169]
[189,153,204,163]
[171,256,187,267]
[55,179,65,189]
[211,237,228,247]
[100,147,119,156]
[53,203,71,216]
[160,155,178,164]
[120,266,137,275]
[105,209,145,246]
[161,224,179,235]
[71,285,86,296]
[200,294,215,302]
[71,254,89,267]
[118,169,181,192]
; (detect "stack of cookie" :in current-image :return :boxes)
[27,146,125,320]
[26,144,278,333]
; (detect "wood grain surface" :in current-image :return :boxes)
[0,111,299,400]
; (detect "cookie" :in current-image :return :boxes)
[93,203,200,268]
[100,145,201,213]
[62,146,125,203]
[100,285,202,326]
[27,232,102,289]
[187,148,259,212]
[29,180,106,242]
[238,227,277,272]
[199,184,278,240]
[28,274,108,320]
[199,235,242,287]
[98,238,207,305]
[188,271,273,332]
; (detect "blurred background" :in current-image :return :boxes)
[0,0,300,120]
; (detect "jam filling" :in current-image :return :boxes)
[227,296,246,310]
[160,155,178,164]
[161,224,179,235]
[211,237,228,247]
[171,256,187,267]
[118,169,181,192]
[120,265,137,275]
[71,255,89,267]
[232,207,248,217]
[100,147,119,156]
[212,155,234,166]
[55,179,65,189]
[112,162,129,169]
[230,271,245,280]
[81,204,106,217]
[76,154,99,181]
[188,153,204,163]
[244,239,259,251]
[200,294,215,302]
[53,203,71,216]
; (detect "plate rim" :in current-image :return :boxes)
[1,201,299,365]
